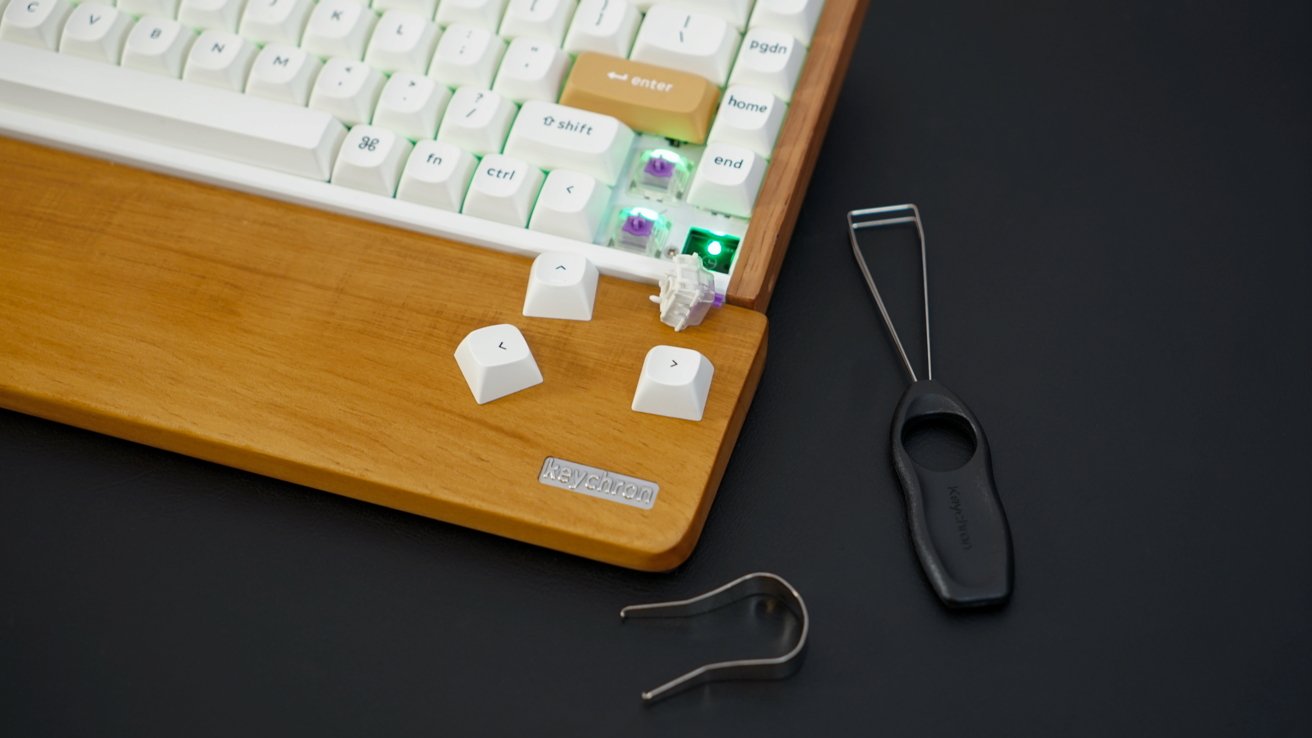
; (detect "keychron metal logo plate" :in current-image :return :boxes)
[538,457,659,510]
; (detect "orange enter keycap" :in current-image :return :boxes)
[559,53,722,145]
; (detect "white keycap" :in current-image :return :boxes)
[729,27,804,102]
[685,142,766,218]
[121,16,195,78]
[749,0,824,45]
[302,0,377,61]
[706,85,785,159]
[119,0,181,21]
[0,42,347,180]
[183,30,257,91]
[178,0,247,33]
[462,153,544,227]
[454,324,543,405]
[396,140,477,211]
[499,0,575,46]
[59,3,133,63]
[309,58,386,126]
[371,0,434,18]
[562,0,639,57]
[522,251,599,321]
[504,101,635,185]
[427,22,505,88]
[631,345,714,421]
[1,0,73,50]
[434,0,508,31]
[239,0,312,45]
[437,86,515,156]
[630,5,740,87]
[373,72,451,139]
[364,9,438,74]
[658,0,752,29]
[491,37,569,103]
[331,124,413,195]
[246,43,321,105]
[528,170,610,243]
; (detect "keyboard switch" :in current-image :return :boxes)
[59,3,133,63]
[522,251,599,321]
[631,345,714,422]
[1,0,73,50]
[454,324,544,405]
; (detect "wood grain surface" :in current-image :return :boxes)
[0,138,767,571]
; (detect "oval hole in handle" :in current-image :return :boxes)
[901,413,977,472]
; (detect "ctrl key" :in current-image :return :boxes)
[454,324,543,404]
[632,346,715,422]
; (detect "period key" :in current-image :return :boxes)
[558,52,721,144]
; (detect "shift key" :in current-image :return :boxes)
[559,53,721,144]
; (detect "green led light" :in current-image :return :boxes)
[682,228,740,274]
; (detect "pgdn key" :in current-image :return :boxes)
[503,101,635,186]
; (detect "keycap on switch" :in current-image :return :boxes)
[558,52,720,144]
[454,324,544,404]
[631,346,714,422]
[522,252,599,321]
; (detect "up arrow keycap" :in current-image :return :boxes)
[523,252,599,321]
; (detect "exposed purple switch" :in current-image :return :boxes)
[643,156,675,179]
[623,215,654,237]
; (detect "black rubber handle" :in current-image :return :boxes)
[891,380,1013,607]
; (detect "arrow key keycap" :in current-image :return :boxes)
[454,324,544,404]
[528,170,612,243]
[522,251,600,321]
[632,346,714,421]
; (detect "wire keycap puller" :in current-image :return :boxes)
[848,205,1014,608]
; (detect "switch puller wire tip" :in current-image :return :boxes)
[620,572,809,705]
[847,204,1014,608]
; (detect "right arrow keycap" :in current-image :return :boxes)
[631,346,714,422]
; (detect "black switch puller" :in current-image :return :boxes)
[847,205,1013,608]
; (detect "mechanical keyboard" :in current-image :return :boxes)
[0,0,868,570]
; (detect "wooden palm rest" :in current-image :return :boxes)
[0,0,867,570]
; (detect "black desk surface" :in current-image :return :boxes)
[3,2,1309,735]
